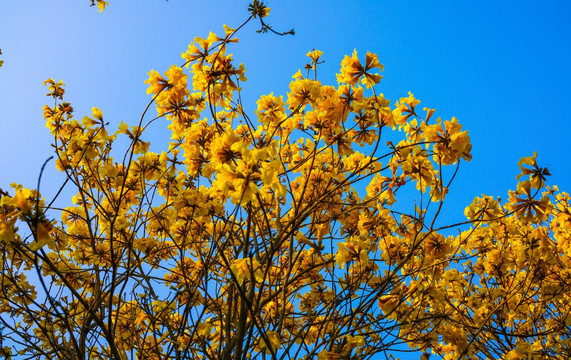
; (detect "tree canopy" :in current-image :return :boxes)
[1,2,570,360]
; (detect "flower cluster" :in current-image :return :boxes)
[2,3,568,360]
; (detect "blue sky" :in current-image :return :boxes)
[2,0,570,227]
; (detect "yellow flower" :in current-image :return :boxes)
[230,258,264,283]
[306,49,324,71]
[181,32,222,65]
[393,92,420,125]
[378,294,400,314]
[336,237,369,268]
[287,78,323,109]
[0,209,18,244]
[256,93,285,126]
[345,335,365,353]
[423,117,472,165]
[3,186,34,213]
[507,180,552,223]
[248,0,271,18]
[164,65,187,90]
[96,0,109,12]
[516,152,550,189]
[34,221,53,247]
[464,195,501,221]
[337,50,383,88]
[196,321,212,338]
[261,159,287,198]
[258,331,281,353]
[144,70,168,95]
[424,233,451,260]
[222,24,238,41]
[43,78,66,100]
[306,49,323,62]
[91,107,103,120]
[423,107,436,121]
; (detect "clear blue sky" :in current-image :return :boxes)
[1,0,571,223]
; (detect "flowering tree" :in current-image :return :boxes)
[1,2,570,360]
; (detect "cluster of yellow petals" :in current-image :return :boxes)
[2,5,570,360]
[337,50,383,88]
[89,0,108,12]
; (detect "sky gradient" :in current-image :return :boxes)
[2,0,570,226]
